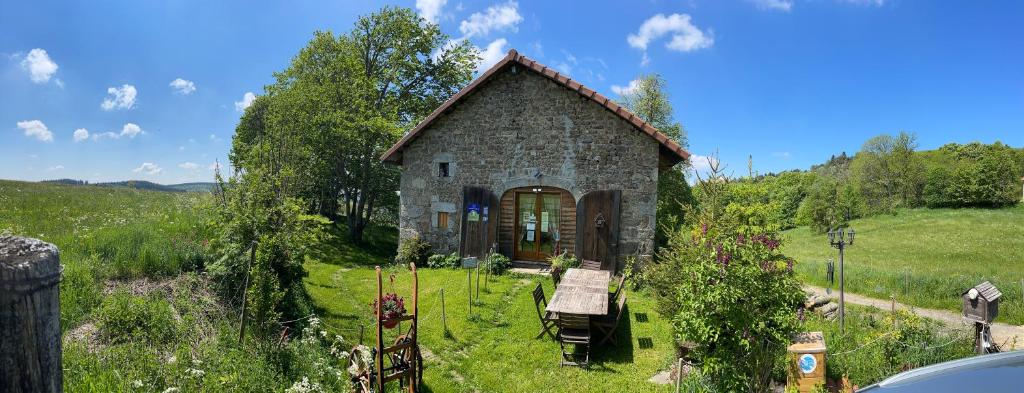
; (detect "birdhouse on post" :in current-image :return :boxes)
[962,281,1001,324]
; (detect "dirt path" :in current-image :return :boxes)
[804,285,1024,349]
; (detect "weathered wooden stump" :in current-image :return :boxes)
[0,235,63,393]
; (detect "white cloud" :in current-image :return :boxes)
[73,128,89,142]
[169,78,196,95]
[121,123,142,138]
[90,123,143,141]
[749,0,793,11]
[101,84,137,111]
[459,1,522,38]
[178,162,200,170]
[132,162,162,175]
[772,151,792,159]
[235,92,256,112]
[20,49,59,83]
[477,38,508,72]
[611,79,641,96]
[627,14,714,60]
[416,0,447,24]
[841,0,884,6]
[16,120,53,142]
[47,165,64,171]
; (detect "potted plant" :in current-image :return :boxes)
[373,292,406,329]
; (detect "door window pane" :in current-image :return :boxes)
[517,194,537,257]
[539,194,560,255]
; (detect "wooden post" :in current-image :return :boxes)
[410,262,419,393]
[475,264,481,300]
[441,288,448,335]
[375,266,384,392]
[1,236,63,393]
[238,243,256,345]
[675,357,683,393]
[468,268,473,316]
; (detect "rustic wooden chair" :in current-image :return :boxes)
[609,274,626,306]
[581,259,602,270]
[532,283,558,339]
[550,266,563,286]
[556,313,591,367]
[592,293,627,346]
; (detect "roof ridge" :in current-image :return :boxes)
[381,48,690,165]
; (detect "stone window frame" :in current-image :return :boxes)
[431,152,456,182]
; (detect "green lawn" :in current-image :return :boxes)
[784,205,1024,324]
[304,259,678,393]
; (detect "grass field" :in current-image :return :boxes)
[1,180,346,392]
[0,179,212,328]
[303,230,680,393]
[784,205,1024,324]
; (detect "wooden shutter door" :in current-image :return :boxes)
[460,186,498,258]
[574,190,621,271]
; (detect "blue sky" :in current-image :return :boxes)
[2,0,1022,183]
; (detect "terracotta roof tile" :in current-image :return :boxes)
[381,48,691,165]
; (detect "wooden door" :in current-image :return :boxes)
[460,186,498,258]
[575,190,621,271]
[513,191,561,261]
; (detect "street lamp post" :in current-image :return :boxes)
[828,227,855,334]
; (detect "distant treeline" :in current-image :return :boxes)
[695,135,1024,234]
[39,179,215,193]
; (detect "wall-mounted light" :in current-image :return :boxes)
[532,187,542,193]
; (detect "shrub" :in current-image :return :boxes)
[395,235,431,266]
[426,252,461,269]
[96,290,179,345]
[548,252,579,270]
[622,256,647,290]
[485,252,511,275]
[649,161,804,392]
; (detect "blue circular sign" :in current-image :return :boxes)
[798,354,817,374]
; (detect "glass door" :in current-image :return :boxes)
[514,191,561,261]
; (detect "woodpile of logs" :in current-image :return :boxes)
[805,291,839,320]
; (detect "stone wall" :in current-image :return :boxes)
[396,65,661,270]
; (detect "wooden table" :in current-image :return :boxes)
[546,268,611,316]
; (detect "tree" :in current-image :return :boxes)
[619,74,688,148]
[618,73,693,249]
[231,7,478,242]
[851,132,925,213]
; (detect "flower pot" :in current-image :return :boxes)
[383,319,399,329]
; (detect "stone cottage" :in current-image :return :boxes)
[381,49,689,271]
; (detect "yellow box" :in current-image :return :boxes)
[787,332,826,393]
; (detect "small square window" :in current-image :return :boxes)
[437,212,449,229]
[438,162,450,177]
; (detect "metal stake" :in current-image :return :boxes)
[839,242,845,335]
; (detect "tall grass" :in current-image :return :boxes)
[0,180,212,328]
[784,206,1024,324]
